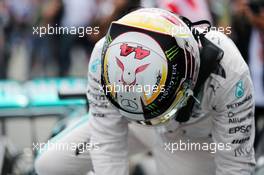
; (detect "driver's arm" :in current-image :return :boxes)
[204,30,256,175]
[87,38,129,175]
[212,70,255,175]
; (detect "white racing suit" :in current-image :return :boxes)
[35,31,256,175]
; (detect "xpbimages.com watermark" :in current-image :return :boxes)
[98,83,165,95]
[164,140,232,154]
[170,25,232,38]
[33,141,100,153]
[32,24,100,37]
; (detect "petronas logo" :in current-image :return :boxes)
[165,45,179,61]
[235,80,244,99]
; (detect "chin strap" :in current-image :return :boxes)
[175,16,224,123]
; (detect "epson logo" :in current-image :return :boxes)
[231,137,250,144]
[229,125,252,134]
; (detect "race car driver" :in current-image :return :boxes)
[35,8,256,175]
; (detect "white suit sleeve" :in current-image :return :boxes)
[204,30,256,175]
[87,38,129,175]
[212,70,256,175]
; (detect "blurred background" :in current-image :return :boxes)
[0,0,264,174]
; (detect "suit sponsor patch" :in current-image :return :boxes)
[228,111,253,123]
[229,124,252,134]
[226,94,252,109]
[231,136,250,144]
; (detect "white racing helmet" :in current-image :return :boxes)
[101,8,200,125]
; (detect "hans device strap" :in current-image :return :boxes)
[175,16,224,122]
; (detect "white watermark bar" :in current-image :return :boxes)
[164,140,232,154]
[32,24,100,38]
[98,83,165,95]
[33,141,100,153]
